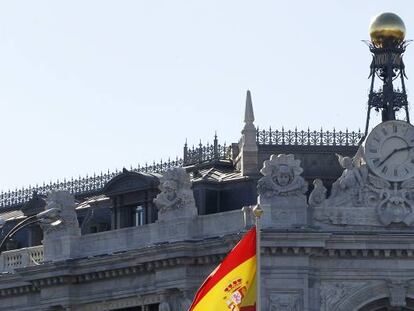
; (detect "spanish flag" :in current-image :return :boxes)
[189,227,256,311]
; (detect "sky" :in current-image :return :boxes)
[0,0,413,190]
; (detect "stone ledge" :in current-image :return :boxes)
[0,238,232,299]
[263,246,414,258]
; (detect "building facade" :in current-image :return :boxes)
[1,12,414,311]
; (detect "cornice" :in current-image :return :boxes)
[3,230,414,299]
[0,284,38,297]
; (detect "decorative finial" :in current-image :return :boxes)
[252,205,263,218]
[369,12,406,47]
[364,12,410,132]
[244,90,255,124]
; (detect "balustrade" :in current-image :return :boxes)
[0,245,44,272]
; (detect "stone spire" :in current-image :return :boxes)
[244,90,255,125]
[240,90,258,176]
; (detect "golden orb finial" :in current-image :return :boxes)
[369,12,406,47]
[252,205,263,218]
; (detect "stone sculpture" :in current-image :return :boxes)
[371,176,414,226]
[41,190,80,236]
[329,154,368,206]
[309,179,327,207]
[154,167,197,220]
[314,145,414,227]
[41,190,81,262]
[257,154,308,227]
[257,154,308,198]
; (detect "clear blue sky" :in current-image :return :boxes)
[0,0,413,190]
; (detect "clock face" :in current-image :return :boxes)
[365,120,414,182]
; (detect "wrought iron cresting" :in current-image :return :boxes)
[183,134,231,166]
[256,127,363,146]
[0,158,183,208]
[0,134,229,208]
[0,130,361,208]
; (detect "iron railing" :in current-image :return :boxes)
[183,134,231,165]
[256,127,363,146]
[0,158,183,208]
[0,129,362,208]
[0,134,231,208]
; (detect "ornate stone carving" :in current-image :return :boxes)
[257,154,308,228]
[154,167,197,220]
[388,280,407,307]
[328,153,368,207]
[269,293,300,311]
[309,179,327,207]
[258,154,308,199]
[320,282,366,311]
[314,145,414,226]
[40,190,81,262]
[41,190,80,236]
[320,174,414,226]
[374,177,414,226]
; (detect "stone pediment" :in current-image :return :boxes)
[103,169,160,196]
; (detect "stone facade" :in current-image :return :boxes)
[1,92,414,311]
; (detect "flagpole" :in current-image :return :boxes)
[252,205,263,311]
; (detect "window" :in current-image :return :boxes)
[135,205,145,226]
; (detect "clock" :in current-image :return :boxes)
[365,120,414,182]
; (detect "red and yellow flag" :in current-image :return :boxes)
[189,227,256,311]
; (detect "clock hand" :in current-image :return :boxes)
[377,146,414,167]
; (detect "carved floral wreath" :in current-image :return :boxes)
[260,154,303,178]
